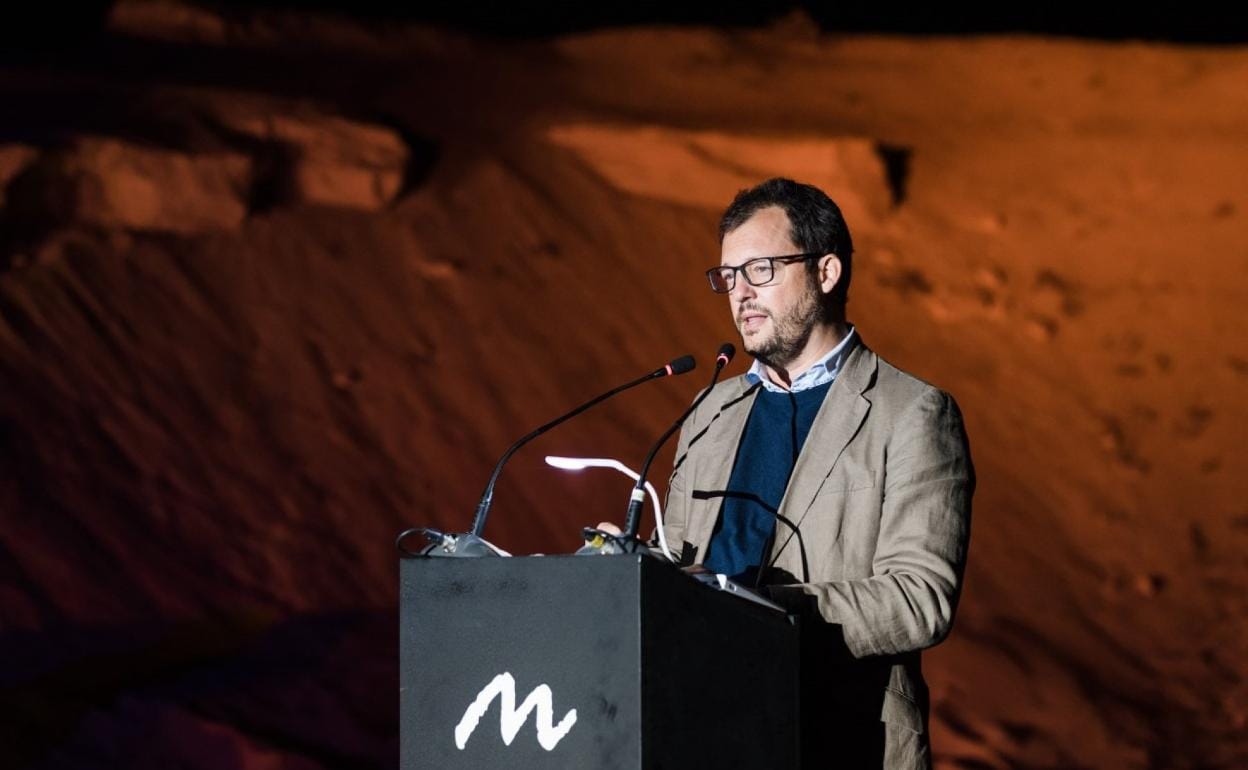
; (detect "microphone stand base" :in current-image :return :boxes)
[397,528,508,558]
[574,528,658,557]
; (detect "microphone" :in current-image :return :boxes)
[399,354,696,558]
[688,488,811,585]
[588,343,735,554]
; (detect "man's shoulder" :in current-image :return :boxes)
[857,343,964,420]
[861,347,974,479]
[698,373,756,412]
[873,354,946,400]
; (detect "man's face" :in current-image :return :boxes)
[720,206,822,368]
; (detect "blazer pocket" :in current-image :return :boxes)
[820,456,880,494]
[880,688,924,734]
[809,476,878,502]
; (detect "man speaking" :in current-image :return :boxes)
[663,178,974,769]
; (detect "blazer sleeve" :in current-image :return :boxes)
[769,387,975,658]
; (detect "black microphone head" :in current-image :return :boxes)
[665,355,696,376]
[715,342,736,367]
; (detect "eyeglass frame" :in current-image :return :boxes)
[704,252,824,294]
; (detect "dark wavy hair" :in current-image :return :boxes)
[718,177,854,310]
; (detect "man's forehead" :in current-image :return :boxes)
[721,207,797,263]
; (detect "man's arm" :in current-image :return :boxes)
[769,388,974,658]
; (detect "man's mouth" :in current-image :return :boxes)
[738,309,769,333]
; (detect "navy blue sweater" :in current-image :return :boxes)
[703,380,833,583]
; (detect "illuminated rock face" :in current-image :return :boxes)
[8,137,252,234]
[1,2,1246,769]
[216,111,410,211]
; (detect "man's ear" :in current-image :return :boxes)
[818,253,842,295]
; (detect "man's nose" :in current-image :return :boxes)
[729,273,756,301]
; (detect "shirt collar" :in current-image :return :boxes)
[745,325,857,393]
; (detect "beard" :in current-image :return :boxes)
[738,283,825,370]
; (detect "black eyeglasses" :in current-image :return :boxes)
[705,253,821,294]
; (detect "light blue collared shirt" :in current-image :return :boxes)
[744,325,857,393]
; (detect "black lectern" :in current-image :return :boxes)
[400,554,800,769]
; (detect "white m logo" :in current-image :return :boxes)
[454,672,578,751]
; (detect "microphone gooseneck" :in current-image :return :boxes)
[620,343,735,543]
[469,354,696,540]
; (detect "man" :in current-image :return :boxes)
[661,178,974,769]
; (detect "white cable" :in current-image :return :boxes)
[544,455,675,562]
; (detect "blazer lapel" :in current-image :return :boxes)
[771,340,877,567]
[684,377,759,554]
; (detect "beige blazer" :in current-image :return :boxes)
[662,335,974,769]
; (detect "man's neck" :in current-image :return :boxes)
[762,321,851,390]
